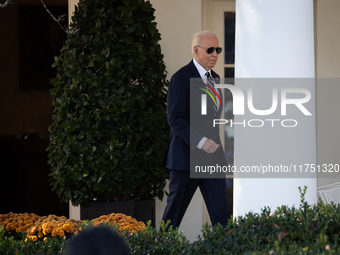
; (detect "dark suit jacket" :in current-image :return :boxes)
[164,60,226,171]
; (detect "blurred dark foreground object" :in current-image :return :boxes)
[66,227,129,255]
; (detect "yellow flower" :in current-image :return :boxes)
[31,227,38,234]
[59,230,65,238]
[62,224,70,231]
[31,236,38,242]
[51,229,58,237]
[5,224,11,231]
[43,227,52,235]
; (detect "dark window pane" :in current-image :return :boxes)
[223,77,234,120]
[224,67,234,78]
[224,12,235,64]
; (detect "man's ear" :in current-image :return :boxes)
[193,46,198,55]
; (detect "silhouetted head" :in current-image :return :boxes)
[66,227,129,255]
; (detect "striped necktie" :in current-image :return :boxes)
[205,72,220,111]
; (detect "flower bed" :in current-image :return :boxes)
[26,215,81,242]
[0,212,146,243]
[0,212,41,234]
[91,213,146,234]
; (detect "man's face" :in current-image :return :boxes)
[194,35,219,71]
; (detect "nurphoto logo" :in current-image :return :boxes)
[200,84,312,128]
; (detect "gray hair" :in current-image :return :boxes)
[192,31,217,55]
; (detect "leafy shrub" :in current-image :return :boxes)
[0,228,68,255]
[2,187,340,254]
[189,186,340,254]
[47,0,169,206]
[127,221,189,255]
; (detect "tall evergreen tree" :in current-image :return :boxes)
[48,0,169,206]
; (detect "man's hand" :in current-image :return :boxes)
[202,139,220,154]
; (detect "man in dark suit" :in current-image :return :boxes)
[162,31,230,229]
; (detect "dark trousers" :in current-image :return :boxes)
[161,169,230,228]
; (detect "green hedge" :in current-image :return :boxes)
[0,233,68,255]
[2,187,340,254]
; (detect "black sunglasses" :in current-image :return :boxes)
[197,45,222,54]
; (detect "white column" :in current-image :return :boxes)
[234,0,317,216]
[68,0,78,23]
[69,201,81,220]
[67,0,80,221]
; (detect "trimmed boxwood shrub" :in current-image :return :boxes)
[47,0,169,206]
